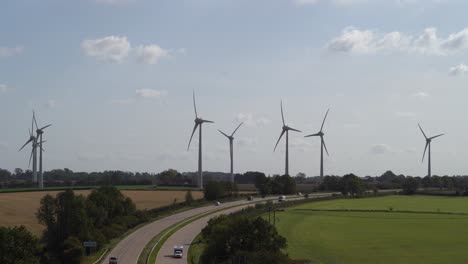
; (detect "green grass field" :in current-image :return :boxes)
[274,195,468,264]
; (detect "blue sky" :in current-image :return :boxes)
[2,0,468,177]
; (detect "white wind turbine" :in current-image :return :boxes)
[274,101,301,176]
[19,112,38,187]
[304,109,330,179]
[33,111,52,189]
[187,92,214,189]
[218,122,244,183]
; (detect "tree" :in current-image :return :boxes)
[62,236,84,264]
[279,174,296,194]
[0,226,41,264]
[36,190,91,262]
[402,177,419,195]
[200,215,287,263]
[185,190,194,205]
[341,174,364,196]
[294,172,306,184]
[204,181,226,201]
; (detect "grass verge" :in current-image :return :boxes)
[187,233,205,264]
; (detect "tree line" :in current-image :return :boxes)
[0,186,148,264]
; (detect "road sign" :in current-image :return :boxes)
[83,241,97,248]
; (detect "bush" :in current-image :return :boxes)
[185,190,194,205]
[62,236,84,264]
[0,226,41,264]
[200,215,287,263]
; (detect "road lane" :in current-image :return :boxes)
[155,194,335,264]
[103,197,275,264]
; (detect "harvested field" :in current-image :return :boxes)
[0,190,203,236]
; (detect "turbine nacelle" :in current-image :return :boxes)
[283,125,301,132]
[419,123,444,163]
[195,117,214,124]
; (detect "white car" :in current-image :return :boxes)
[109,257,118,264]
[278,195,286,202]
[174,245,183,258]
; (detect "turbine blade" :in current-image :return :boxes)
[33,111,39,130]
[320,109,330,132]
[201,119,214,123]
[187,123,199,150]
[304,133,320,138]
[322,137,329,156]
[231,122,243,137]
[418,123,428,139]
[218,130,230,138]
[31,111,35,135]
[280,100,285,126]
[422,142,429,163]
[19,138,33,151]
[274,130,286,152]
[289,127,302,133]
[430,134,444,140]
[29,148,34,167]
[193,91,198,118]
[40,124,52,130]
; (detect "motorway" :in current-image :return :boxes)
[102,197,276,264]
[155,193,335,264]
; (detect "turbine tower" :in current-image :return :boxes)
[218,122,244,183]
[274,101,301,176]
[33,111,52,189]
[19,112,38,187]
[188,92,214,189]
[419,124,444,177]
[305,109,330,179]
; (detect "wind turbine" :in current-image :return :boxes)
[19,112,38,187]
[274,101,301,176]
[33,111,52,189]
[187,92,214,189]
[419,124,444,177]
[305,109,330,179]
[218,122,243,183]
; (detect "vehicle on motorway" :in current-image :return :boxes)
[109,256,118,264]
[278,195,286,202]
[247,196,254,201]
[174,245,183,258]
[215,201,221,206]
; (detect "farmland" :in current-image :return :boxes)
[0,189,203,236]
[274,195,468,264]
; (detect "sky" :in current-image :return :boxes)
[2,0,468,177]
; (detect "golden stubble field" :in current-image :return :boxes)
[0,190,203,236]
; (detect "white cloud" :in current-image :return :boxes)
[235,113,271,126]
[294,0,366,6]
[237,137,258,146]
[449,63,468,76]
[395,111,417,118]
[95,0,133,5]
[370,144,391,155]
[77,152,108,161]
[135,44,169,64]
[81,36,131,63]
[111,98,135,105]
[294,0,319,5]
[0,84,9,93]
[135,89,167,98]
[0,141,8,149]
[327,27,468,55]
[46,99,56,109]
[413,91,429,98]
[157,152,190,161]
[0,46,23,58]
